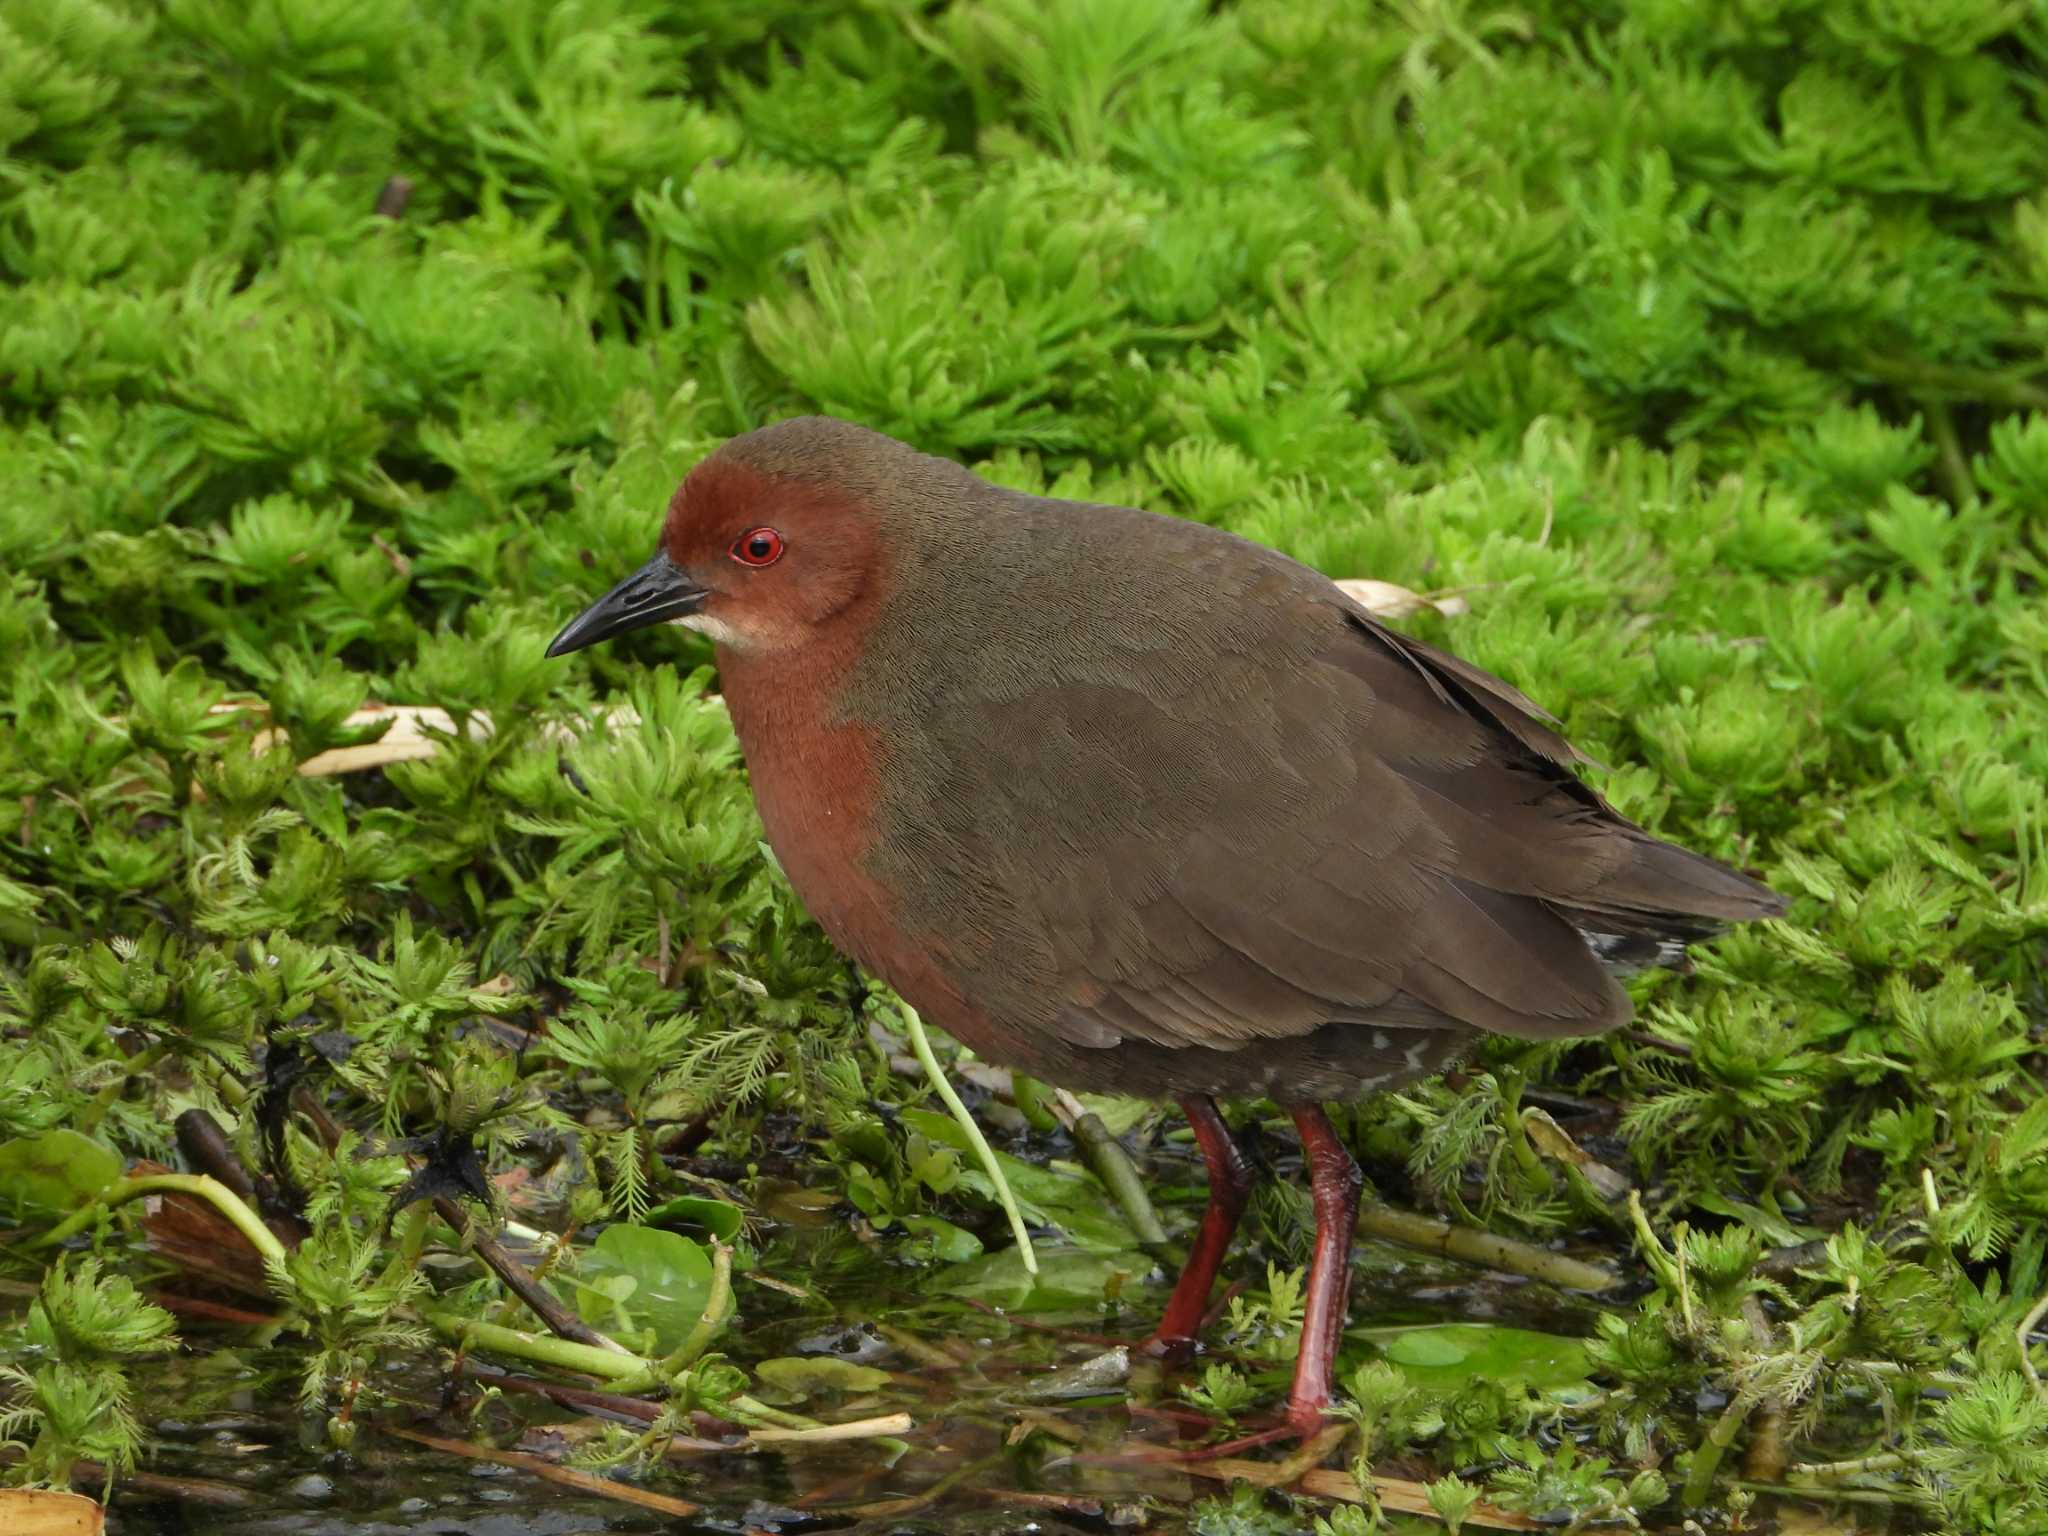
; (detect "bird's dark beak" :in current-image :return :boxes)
[546,549,709,657]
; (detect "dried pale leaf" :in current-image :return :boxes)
[744,1271,813,1299]
[203,702,648,779]
[129,1158,273,1298]
[871,1017,1013,1096]
[1521,1108,1632,1200]
[1007,1409,1086,1446]
[1336,578,1470,620]
[290,705,474,774]
[0,1490,104,1536]
[747,1412,915,1444]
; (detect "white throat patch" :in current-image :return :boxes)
[670,613,745,647]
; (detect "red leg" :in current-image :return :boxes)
[1285,1104,1361,1436]
[1144,1095,1252,1358]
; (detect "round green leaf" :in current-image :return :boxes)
[1370,1324,1593,1392]
[0,1131,122,1220]
[573,1225,719,1353]
[642,1195,745,1242]
[900,1213,983,1263]
[755,1356,892,1397]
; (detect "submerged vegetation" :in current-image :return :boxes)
[2,0,2046,1528]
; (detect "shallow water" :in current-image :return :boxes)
[94,1235,1611,1536]
[47,1121,1878,1536]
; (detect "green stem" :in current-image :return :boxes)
[29,1174,286,1269]
[899,1004,1038,1276]
[722,1395,820,1431]
[1496,1069,1551,1193]
[422,1310,826,1434]
[669,1238,734,1368]
[1626,1189,1684,1295]
[1921,397,1974,509]
[1727,1479,1908,1507]
[1789,1450,1911,1479]
[206,1059,251,1110]
[618,1241,735,1389]
[381,1203,433,1290]
[1859,354,2048,413]
[1682,1391,1750,1507]
[1068,1108,1167,1246]
[1010,1074,1060,1134]
[1354,1203,1618,1292]
[0,911,78,949]
[425,1310,647,1381]
[74,1045,167,1136]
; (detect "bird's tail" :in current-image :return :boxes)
[1553,831,1785,971]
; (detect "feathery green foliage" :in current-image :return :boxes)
[2,0,2046,1525]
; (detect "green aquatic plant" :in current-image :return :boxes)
[1,0,2046,1524]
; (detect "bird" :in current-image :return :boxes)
[546,415,1785,1435]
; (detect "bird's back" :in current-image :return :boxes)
[764,460,1781,1100]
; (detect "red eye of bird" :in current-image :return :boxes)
[730,527,785,567]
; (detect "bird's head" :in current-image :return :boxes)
[548,416,935,660]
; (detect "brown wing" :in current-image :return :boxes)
[850,485,1781,1062]
[925,598,1778,1057]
